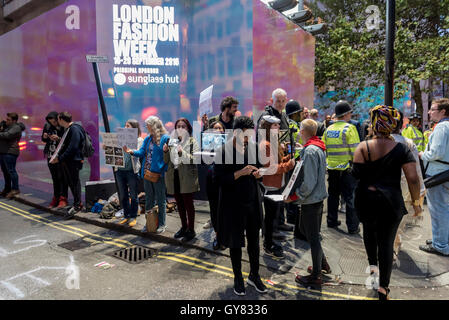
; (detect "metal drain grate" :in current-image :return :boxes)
[58,238,98,251]
[112,246,158,264]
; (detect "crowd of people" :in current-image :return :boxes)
[1,91,449,300]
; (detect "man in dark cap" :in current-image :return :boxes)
[42,111,67,208]
[322,100,361,234]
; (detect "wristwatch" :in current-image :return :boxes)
[413,199,420,206]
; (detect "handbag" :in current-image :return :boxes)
[144,169,160,183]
[423,160,449,188]
[146,206,159,233]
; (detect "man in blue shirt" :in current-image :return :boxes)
[419,98,449,256]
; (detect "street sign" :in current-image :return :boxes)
[86,55,109,63]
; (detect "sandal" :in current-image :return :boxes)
[378,287,390,300]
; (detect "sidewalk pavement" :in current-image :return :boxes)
[6,181,449,289]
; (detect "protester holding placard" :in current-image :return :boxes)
[115,119,143,228]
[163,118,200,242]
[201,96,239,131]
[124,116,169,234]
[259,115,295,260]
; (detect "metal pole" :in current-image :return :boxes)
[385,0,396,107]
[92,62,123,210]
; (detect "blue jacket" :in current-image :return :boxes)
[58,124,84,162]
[132,134,170,178]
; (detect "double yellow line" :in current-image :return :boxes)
[0,201,132,248]
[0,200,378,300]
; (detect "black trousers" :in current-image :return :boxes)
[359,190,402,289]
[229,208,260,279]
[263,191,280,249]
[327,169,359,231]
[300,201,327,276]
[206,169,219,232]
[47,160,68,199]
[61,160,83,208]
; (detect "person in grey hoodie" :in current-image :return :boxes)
[0,112,26,198]
[289,119,331,287]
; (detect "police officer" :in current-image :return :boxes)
[285,100,304,160]
[322,100,360,234]
[284,100,309,239]
[402,113,425,152]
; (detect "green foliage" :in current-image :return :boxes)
[310,0,449,112]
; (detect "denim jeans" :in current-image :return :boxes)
[144,177,166,227]
[327,169,359,232]
[427,181,449,255]
[0,153,19,191]
[116,169,139,219]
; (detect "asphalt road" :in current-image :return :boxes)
[0,199,448,301]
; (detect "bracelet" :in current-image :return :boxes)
[413,199,420,206]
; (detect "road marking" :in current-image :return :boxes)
[0,202,128,248]
[0,201,380,300]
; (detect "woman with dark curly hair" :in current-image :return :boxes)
[352,105,422,300]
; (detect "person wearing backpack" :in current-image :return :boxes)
[50,112,86,218]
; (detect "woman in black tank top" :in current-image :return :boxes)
[352,105,421,300]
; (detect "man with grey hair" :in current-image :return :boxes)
[257,88,294,234]
[257,88,289,130]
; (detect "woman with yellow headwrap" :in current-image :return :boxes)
[352,105,422,300]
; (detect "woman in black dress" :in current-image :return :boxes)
[214,116,267,296]
[353,105,422,300]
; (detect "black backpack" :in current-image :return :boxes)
[73,124,95,158]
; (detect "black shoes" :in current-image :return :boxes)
[295,274,323,286]
[174,227,187,239]
[378,287,390,300]
[294,231,308,241]
[278,223,294,232]
[181,229,196,242]
[307,259,332,275]
[348,227,360,235]
[212,238,226,251]
[419,244,449,256]
[247,274,267,294]
[272,231,287,240]
[234,277,246,296]
[327,220,341,228]
[426,239,432,245]
[264,244,284,259]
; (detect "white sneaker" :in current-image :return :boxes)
[365,265,379,290]
[156,225,166,234]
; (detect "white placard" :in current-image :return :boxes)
[263,160,304,202]
[101,132,124,168]
[116,127,138,150]
[199,84,213,115]
[49,128,69,163]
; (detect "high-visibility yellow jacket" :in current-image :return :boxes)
[402,125,425,152]
[322,121,360,171]
[288,119,302,159]
[424,129,432,149]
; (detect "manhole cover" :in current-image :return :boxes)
[58,238,98,251]
[111,246,158,264]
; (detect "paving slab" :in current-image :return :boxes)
[5,179,449,289]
